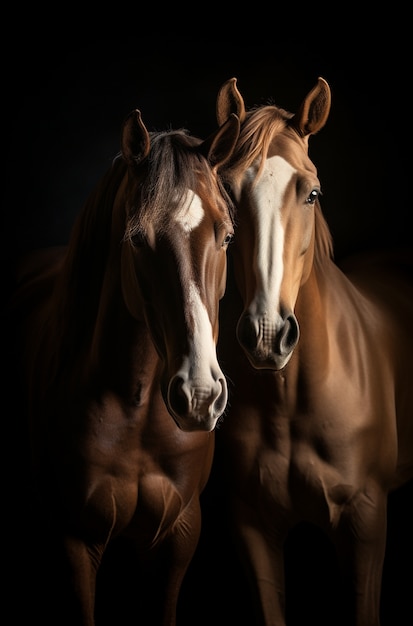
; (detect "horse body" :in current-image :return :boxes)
[216,78,413,625]
[11,105,239,625]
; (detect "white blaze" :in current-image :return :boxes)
[187,281,218,376]
[250,155,296,310]
[174,189,221,382]
[174,190,204,232]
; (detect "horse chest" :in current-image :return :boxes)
[125,473,184,547]
[235,421,362,523]
[225,372,373,512]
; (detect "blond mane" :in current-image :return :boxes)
[223,104,334,264]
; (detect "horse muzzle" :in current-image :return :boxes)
[236,311,300,370]
[165,371,228,432]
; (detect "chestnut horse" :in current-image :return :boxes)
[214,77,413,625]
[8,103,240,625]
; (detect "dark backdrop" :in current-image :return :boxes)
[4,35,411,274]
[4,33,412,625]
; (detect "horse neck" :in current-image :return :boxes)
[51,235,156,389]
[88,257,157,379]
[293,257,349,372]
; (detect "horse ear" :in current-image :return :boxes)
[291,77,331,138]
[216,77,246,126]
[121,109,151,166]
[200,112,241,170]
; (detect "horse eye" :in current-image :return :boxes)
[130,232,146,248]
[306,189,319,205]
[222,232,234,247]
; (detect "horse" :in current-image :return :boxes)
[7,100,240,625]
[212,77,413,625]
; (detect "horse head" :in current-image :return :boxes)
[119,109,239,430]
[217,77,331,370]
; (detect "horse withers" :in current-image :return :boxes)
[213,76,413,625]
[8,101,240,625]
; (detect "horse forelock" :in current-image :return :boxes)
[125,129,230,240]
[223,105,292,185]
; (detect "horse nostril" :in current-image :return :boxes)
[277,314,299,355]
[236,314,259,352]
[168,376,190,418]
[214,377,228,418]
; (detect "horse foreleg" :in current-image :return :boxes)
[233,500,287,626]
[62,534,104,626]
[334,488,387,626]
[160,502,204,626]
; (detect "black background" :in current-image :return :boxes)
[4,33,411,274]
[5,28,412,625]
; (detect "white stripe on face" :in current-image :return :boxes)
[183,281,220,381]
[251,155,296,311]
[174,190,205,232]
[174,191,220,378]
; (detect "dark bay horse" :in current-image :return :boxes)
[8,103,240,625]
[214,77,413,625]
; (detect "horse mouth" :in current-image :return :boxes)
[237,312,299,371]
[243,346,294,371]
